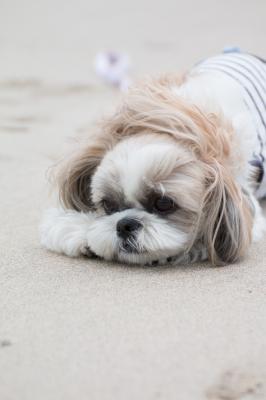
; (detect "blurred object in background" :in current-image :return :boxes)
[94,51,131,91]
[223,46,241,53]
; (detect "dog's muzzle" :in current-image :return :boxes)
[116,217,142,253]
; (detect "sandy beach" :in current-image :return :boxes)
[1,0,266,399]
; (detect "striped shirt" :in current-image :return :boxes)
[195,51,266,198]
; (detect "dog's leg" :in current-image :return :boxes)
[40,208,98,257]
[167,243,208,265]
[251,197,266,242]
[146,242,208,266]
[177,244,208,264]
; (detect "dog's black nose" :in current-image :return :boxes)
[116,217,142,239]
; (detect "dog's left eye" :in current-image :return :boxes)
[153,196,176,214]
[102,199,119,215]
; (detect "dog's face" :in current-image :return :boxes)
[88,133,205,264]
[57,81,253,265]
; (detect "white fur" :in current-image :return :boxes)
[173,70,257,187]
[40,67,266,265]
[40,208,97,257]
[40,207,187,264]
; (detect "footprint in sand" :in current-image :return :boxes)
[206,369,265,400]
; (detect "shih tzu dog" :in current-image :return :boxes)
[40,51,266,266]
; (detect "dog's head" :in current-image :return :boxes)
[57,80,253,265]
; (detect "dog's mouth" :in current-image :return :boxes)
[118,235,152,255]
[119,239,143,254]
[121,243,137,253]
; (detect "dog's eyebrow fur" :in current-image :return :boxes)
[97,185,124,205]
[98,182,138,212]
[138,186,167,213]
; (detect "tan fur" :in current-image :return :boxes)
[57,77,254,265]
[57,131,116,211]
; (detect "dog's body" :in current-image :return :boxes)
[40,51,266,266]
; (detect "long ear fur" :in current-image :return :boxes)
[202,161,253,265]
[56,132,114,212]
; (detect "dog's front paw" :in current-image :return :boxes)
[145,245,207,267]
[145,254,187,267]
[40,208,97,258]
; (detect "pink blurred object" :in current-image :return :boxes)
[94,51,131,91]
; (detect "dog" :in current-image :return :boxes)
[40,51,266,266]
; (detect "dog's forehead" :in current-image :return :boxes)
[91,134,194,207]
[100,137,178,201]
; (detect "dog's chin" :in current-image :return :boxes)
[116,241,189,265]
[117,240,150,264]
[117,247,176,266]
[118,248,150,265]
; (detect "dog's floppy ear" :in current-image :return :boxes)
[203,162,253,265]
[56,134,112,212]
[54,105,133,212]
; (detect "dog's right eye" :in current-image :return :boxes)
[152,196,177,214]
[102,199,119,215]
